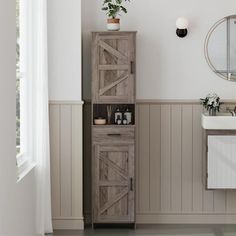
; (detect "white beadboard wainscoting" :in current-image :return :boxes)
[49,101,84,230]
[50,100,236,228]
[83,100,236,224]
[135,101,236,224]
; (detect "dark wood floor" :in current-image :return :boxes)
[50,225,236,236]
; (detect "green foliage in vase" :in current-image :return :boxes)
[102,0,131,19]
[200,93,223,112]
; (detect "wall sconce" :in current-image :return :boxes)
[176,17,189,38]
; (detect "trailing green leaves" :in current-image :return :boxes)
[102,0,131,19]
[120,6,127,13]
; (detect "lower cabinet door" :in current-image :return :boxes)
[93,144,135,223]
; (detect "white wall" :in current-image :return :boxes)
[0,1,36,235]
[48,1,84,229]
[48,0,82,101]
[82,0,236,100]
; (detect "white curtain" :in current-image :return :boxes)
[32,0,53,235]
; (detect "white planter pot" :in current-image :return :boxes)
[107,18,120,31]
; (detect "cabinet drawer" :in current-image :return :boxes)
[93,127,135,143]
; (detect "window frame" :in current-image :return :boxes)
[16,0,36,181]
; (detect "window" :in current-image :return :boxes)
[16,0,20,155]
[16,0,34,179]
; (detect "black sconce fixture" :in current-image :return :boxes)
[176,17,189,38]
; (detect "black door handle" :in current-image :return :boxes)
[130,178,134,191]
[131,61,135,74]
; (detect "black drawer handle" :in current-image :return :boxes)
[107,133,121,136]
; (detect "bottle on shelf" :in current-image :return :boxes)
[116,115,122,125]
[124,108,132,124]
[115,108,122,124]
[123,115,128,125]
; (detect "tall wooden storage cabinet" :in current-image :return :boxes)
[91,31,136,226]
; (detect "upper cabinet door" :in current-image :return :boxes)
[92,32,136,103]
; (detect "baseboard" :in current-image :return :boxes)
[52,218,84,230]
[136,214,236,224]
[49,100,84,105]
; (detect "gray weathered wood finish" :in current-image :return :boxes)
[91,32,136,225]
[92,32,136,103]
[83,102,92,224]
[93,126,135,144]
[93,143,135,223]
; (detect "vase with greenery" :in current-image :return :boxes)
[200,93,223,116]
[102,0,131,31]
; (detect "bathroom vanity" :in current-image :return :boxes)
[202,112,236,189]
[203,15,236,189]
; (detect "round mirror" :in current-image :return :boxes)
[205,15,236,81]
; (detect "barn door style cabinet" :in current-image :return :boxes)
[91,32,136,226]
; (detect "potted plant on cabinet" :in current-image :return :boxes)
[102,0,131,31]
[200,93,223,116]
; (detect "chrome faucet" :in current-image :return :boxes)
[227,106,236,116]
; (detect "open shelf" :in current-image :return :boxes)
[93,104,135,125]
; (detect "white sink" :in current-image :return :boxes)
[202,113,236,130]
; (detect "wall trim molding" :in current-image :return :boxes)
[52,218,84,230]
[49,100,84,105]
[136,214,236,224]
[53,217,84,220]
[83,99,236,104]
[137,99,236,104]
